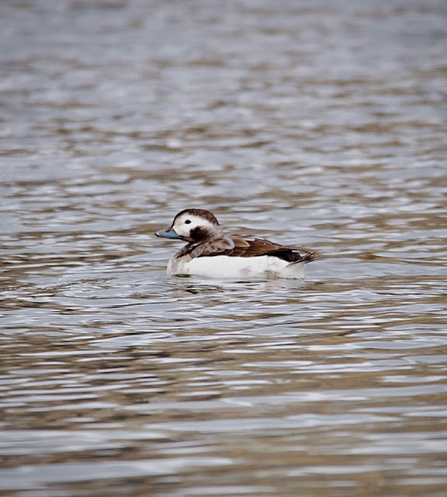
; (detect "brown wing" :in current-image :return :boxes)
[183,237,237,259]
[200,235,316,263]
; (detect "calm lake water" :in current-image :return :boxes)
[1,0,446,496]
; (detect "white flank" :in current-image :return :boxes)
[168,255,306,280]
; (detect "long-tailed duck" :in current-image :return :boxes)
[155,209,316,280]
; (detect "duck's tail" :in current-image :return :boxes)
[301,249,317,263]
[278,250,316,279]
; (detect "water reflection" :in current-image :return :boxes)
[1,0,447,496]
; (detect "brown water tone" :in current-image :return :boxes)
[1,0,446,496]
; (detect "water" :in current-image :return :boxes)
[1,0,446,496]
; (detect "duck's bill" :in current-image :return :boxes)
[155,228,181,239]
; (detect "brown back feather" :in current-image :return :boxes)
[198,235,316,264]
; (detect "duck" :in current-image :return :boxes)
[155,209,316,280]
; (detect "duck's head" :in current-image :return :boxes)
[155,209,223,243]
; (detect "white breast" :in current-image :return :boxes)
[168,255,306,280]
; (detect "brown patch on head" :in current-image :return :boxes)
[189,225,214,242]
[173,209,220,226]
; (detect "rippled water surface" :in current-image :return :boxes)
[1,0,447,496]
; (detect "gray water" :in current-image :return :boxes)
[1,1,447,496]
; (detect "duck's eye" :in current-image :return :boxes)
[185,219,191,224]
